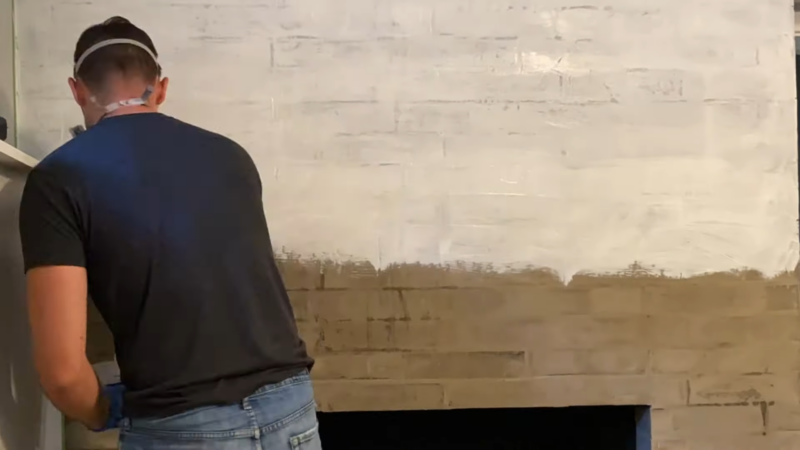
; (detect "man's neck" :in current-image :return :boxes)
[94,80,156,120]
[103,104,157,120]
[87,104,157,127]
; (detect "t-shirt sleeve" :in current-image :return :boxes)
[19,168,86,272]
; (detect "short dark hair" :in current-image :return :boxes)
[73,16,161,91]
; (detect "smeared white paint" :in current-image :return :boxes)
[538,10,570,34]
[13,0,800,281]
[519,52,587,75]
[545,121,576,129]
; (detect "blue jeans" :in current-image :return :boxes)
[119,371,322,449]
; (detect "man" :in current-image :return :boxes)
[19,17,320,449]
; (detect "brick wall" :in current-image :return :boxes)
[16,0,796,448]
[282,261,800,449]
[78,261,800,449]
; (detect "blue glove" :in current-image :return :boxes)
[93,383,126,432]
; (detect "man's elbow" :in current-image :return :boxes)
[38,362,85,396]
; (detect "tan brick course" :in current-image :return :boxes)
[312,351,526,380]
[314,380,445,412]
[528,348,650,375]
[443,375,688,409]
[651,344,800,375]
[688,375,798,405]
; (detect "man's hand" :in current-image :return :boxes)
[87,391,110,431]
[92,383,126,432]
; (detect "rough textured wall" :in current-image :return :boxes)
[14,0,800,449]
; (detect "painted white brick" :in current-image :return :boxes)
[14,0,799,277]
[273,101,396,135]
[269,0,432,38]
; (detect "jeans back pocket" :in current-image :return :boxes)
[290,424,321,449]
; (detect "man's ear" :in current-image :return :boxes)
[68,78,88,108]
[154,77,169,106]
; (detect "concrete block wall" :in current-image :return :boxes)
[13,0,800,449]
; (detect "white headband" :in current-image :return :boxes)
[74,38,158,75]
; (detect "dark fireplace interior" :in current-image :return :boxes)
[318,405,651,450]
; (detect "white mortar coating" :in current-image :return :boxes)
[14,0,800,281]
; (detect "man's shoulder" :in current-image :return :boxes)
[31,138,90,184]
[30,139,78,175]
[32,115,249,181]
[183,121,245,150]
[27,126,117,192]
[156,116,247,156]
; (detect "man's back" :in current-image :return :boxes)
[20,112,312,418]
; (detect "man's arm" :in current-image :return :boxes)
[19,168,109,429]
[27,266,108,430]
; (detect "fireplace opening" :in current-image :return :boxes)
[318,405,651,449]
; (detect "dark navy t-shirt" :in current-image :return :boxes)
[19,113,312,418]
